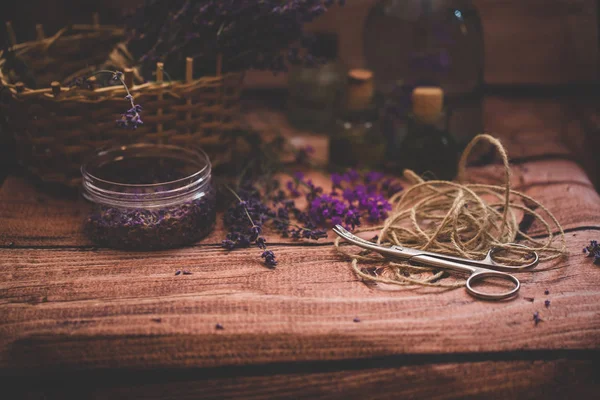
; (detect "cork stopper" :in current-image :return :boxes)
[51,81,61,97]
[345,69,374,112]
[412,87,444,123]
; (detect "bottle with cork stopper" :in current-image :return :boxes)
[394,86,458,180]
[287,32,346,132]
[329,68,386,169]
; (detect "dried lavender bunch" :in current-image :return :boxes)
[292,170,403,230]
[70,70,143,129]
[124,0,346,80]
[223,185,278,268]
[221,168,403,268]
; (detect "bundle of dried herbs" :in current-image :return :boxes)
[221,165,403,268]
[124,0,346,80]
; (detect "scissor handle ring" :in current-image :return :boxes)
[466,270,520,301]
[486,244,539,270]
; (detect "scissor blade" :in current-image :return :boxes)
[333,225,407,259]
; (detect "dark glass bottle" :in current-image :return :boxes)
[363,0,484,149]
[329,69,386,170]
[287,32,346,132]
[396,87,458,180]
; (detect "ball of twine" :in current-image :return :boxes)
[334,134,567,288]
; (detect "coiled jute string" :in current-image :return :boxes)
[334,134,567,289]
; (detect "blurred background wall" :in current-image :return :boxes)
[2,0,598,86]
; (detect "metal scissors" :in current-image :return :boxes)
[333,225,539,300]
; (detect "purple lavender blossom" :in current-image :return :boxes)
[533,311,542,326]
[70,70,143,130]
[115,88,143,130]
[222,185,277,268]
[291,169,401,231]
[261,250,277,268]
[222,169,401,267]
[583,240,600,265]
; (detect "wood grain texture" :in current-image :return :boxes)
[477,0,598,84]
[1,98,600,399]
[8,359,600,400]
[1,228,600,373]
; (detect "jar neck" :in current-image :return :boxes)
[81,144,212,209]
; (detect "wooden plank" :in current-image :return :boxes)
[1,229,599,371]
[476,0,598,84]
[1,98,598,375]
[8,359,600,399]
[483,97,573,159]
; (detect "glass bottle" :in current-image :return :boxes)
[363,0,484,148]
[329,69,386,170]
[395,87,458,180]
[287,32,346,132]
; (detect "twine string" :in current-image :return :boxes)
[334,134,567,288]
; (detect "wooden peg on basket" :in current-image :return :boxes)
[36,24,45,41]
[86,76,97,90]
[5,22,17,48]
[51,82,61,97]
[156,62,164,135]
[156,62,164,83]
[185,58,194,130]
[216,54,223,77]
[124,68,134,89]
[92,13,100,29]
[186,57,194,83]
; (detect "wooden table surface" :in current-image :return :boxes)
[1,96,600,399]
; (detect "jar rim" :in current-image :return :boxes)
[81,143,212,208]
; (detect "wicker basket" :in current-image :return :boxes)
[0,21,245,187]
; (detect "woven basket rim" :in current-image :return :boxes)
[4,23,125,53]
[2,72,245,101]
[1,22,244,100]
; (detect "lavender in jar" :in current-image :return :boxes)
[81,144,215,250]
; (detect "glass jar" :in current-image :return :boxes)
[287,32,346,133]
[81,143,216,250]
[390,86,458,179]
[363,0,484,147]
[329,69,386,170]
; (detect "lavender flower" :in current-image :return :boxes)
[583,240,600,265]
[261,250,277,268]
[114,78,143,130]
[221,169,401,267]
[295,169,401,231]
[222,185,276,268]
[70,70,143,130]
